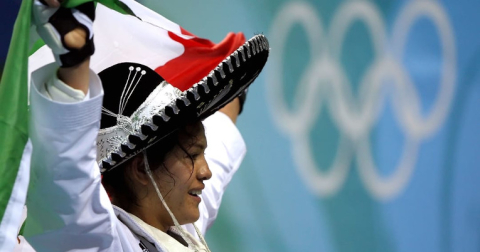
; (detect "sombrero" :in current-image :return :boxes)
[97,34,269,172]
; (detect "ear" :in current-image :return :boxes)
[127,155,150,186]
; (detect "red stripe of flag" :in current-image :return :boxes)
[156,27,246,91]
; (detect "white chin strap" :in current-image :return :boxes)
[143,151,211,252]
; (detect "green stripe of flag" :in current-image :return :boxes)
[0,0,32,227]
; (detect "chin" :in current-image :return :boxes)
[183,209,200,225]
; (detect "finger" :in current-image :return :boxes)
[64,28,87,49]
[42,0,60,8]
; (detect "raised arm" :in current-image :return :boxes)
[24,1,119,251]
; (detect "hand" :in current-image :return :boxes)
[33,0,94,94]
[33,0,95,67]
[219,98,241,124]
[40,0,88,49]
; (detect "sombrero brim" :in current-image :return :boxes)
[99,34,269,172]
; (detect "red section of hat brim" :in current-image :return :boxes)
[155,27,246,91]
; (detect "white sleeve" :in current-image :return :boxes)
[183,112,247,236]
[24,63,118,252]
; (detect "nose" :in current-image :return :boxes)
[197,155,212,181]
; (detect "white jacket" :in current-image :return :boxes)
[23,64,246,252]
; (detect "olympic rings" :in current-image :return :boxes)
[267,0,456,200]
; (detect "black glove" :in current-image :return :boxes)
[33,0,95,67]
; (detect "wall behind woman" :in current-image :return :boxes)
[0,0,22,79]
[137,0,480,251]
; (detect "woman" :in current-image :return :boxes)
[24,0,269,251]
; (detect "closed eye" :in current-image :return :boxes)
[191,152,205,160]
[185,151,203,160]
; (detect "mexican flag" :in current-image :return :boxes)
[1,0,245,250]
[30,0,247,90]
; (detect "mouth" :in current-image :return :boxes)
[188,189,202,204]
[188,189,203,199]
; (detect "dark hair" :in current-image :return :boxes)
[101,122,203,212]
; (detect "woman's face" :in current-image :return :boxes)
[155,122,212,226]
